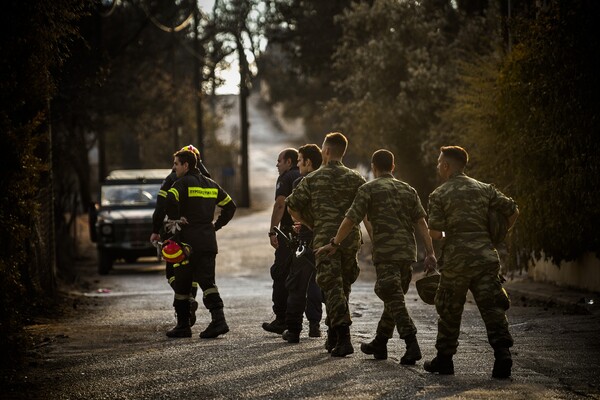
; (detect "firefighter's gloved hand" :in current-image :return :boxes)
[165,218,188,235]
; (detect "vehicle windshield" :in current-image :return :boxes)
[100,184,161,207]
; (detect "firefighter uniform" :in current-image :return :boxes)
[165,168,236,338]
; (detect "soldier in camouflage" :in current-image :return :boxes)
[286,132,366,357]
[424,146,519,379]
[316,149,437,365]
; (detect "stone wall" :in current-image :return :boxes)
[528,252,600,292]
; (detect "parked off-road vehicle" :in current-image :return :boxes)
[89,169,171,274]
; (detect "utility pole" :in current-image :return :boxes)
[237,36,250,208]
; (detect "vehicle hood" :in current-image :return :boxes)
[98,208,154,221]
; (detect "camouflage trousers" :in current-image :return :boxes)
[435,262,513,356]
[315,246,360,328]
[374,261,416,339]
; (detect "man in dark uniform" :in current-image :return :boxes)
[286,132,366,357]
[164,149,236,338]
[281,144,324,343]
[316,149,437,364]
[424,145,519,378]
[263,148,302,334]
[150,145,210,327]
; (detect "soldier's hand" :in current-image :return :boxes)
[424,254,437,273]
[270,235,279,249]
[293,222,302,234]
[315,244,337,257]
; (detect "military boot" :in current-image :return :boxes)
[282,330,300,343]
[400,334,422,365]
[492,348,512,379]
[166,300,192,338]
[423,354,454,375]
[200,308,229,338]
[189,298,199,327]
[360,334,388,360]
[262,317,286,334]
[308,321,322,338]
[325,327,338,353]
[331,325,354,357]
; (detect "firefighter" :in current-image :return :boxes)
[150,145,210,327]
[164,149,236,338]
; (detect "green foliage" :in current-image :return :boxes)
[446,0,600,262]
[325,1,451,191]
[260,0,366,141]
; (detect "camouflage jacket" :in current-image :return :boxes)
[346,174,426,264]
[285,160,366,248]
[428,172,518,268]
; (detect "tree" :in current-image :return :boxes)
[447,0,600,263]
[0,0,89,367]
[259,0,372,143]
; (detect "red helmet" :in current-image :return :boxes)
[161,239,185,263]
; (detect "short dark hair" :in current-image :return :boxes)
[281,148,299,165]
[323,132,348,158]
[371,149,394,172]
[298,144,322,169]
[174,150,197,169]
[440,146,469,169]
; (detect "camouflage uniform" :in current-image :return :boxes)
[428,172,517,356]
[345,174,426,339]
[285,160,366,328]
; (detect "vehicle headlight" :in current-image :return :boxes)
[101,224,113,235]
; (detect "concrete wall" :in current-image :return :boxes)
[528,251,600,292]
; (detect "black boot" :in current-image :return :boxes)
[331,325,354,357]
[166,300,192,338]
[360,334,388,360]
[492,348,512,379]
[423,354,454,375]
[309,321,322,338]
[325,327,338,353]
[262,317,286,334]
[400,334,422,365]
[189,298,198,327]
[200,308,229,338]
[282,330,300,343]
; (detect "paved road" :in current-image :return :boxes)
[6,96,600,399]
[10,204,600,400]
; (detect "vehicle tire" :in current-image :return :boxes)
[125,257,137,264]
[98,250,113,275]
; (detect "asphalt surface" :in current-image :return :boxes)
[5,204,600,400]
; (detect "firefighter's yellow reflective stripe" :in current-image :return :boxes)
[168,276,175,285]
[158,189,168,198]
[218,195,232,207]
[203,287,219,297]
[175,293,188,300]
[168,187,180,202]
[192,281,199,288]
[188,187,218,198]
[163,249,183,260]
[173,260,189,268]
